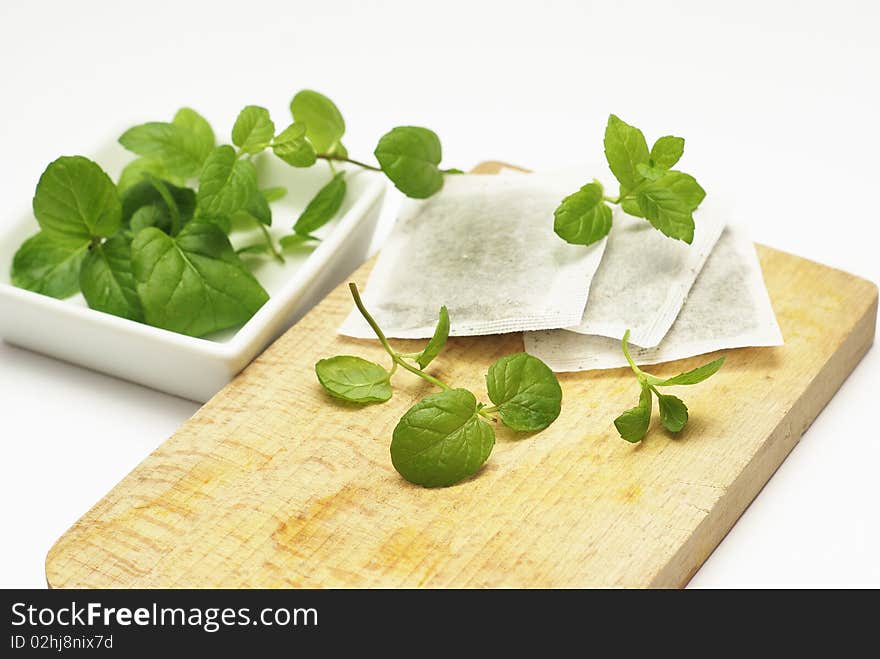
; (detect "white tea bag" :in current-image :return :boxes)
[340,170,608,338]
[523,226,783,371]
[568,201,726,347]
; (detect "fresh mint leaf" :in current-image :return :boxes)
[374,126,444,199]
[650,135,684,170]
[129,204,169,234]
[553,181,613,245]
[657,393,688,432]
[232,105,275,155]
[293,172,346,235]
[80,234,143,321]
[121,178,196,227]
[11,231,88,299]
[280,233,319,250]
[261,186,288,203]
[391,388,495,488]
[315,355,392,403]
[604,114,649,194]
[614,383,652,443]
[636,171,705,243]
[272,122,317,167]
[635,162,666,181]
[118,122,208,179]
[196,145,256,223]
[290,90,346,155]
[620,197,644,218]
[173,108,215,156]
[416,306,449,369]
[117,157,181,193]
[654,357,725,386]
[33,156,121,246]
[485,352,562,432]
[131,222,268,337]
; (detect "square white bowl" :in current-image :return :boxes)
[0,141,385,402]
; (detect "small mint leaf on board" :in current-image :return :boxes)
[33,156,121,246]
[315,355,392,404]
[80,233,143,321]
[657,393,688,432]
[232,105,275,155]
[391,388,495,488]
[635,171,705,244]
[293,172,346,236]
[485,353,562,432]
[650,135,685,170]
[416,306,449,369]
[553,181,613,246]
[131,222,268,337]
[11,231,88,299]
[118,121,208,179]
[290,90,346,155]
[374,126,444,199]
[614,383,652,443]
[272,122,317,167]
[654,357,725,386]
[603,114,649,194]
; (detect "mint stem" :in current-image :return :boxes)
[318,154,382,172]
[348,282,451,391]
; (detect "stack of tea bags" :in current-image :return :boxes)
[340,169,783,369]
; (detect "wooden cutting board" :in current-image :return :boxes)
[46,162,877,588]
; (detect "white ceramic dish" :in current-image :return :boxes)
[0,141,385,402]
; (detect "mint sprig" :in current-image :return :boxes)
[315,284,562,488]
[555,114,705,246]
[614,330,724,443]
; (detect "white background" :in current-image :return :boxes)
[1,0,878,588]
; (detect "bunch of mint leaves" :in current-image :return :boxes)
[554,114,705,246]
[315,284,563,488]
[11,91,456,338]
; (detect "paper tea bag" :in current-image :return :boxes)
[523,226,783,371]
[568,201,726,347]
[340,171,608,338]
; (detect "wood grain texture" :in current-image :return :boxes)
[46,163,878,588]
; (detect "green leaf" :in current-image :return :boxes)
[80,234,143,321]
[242,186,272,226]
[485,353,562,432]
[173,108,215,157]
[196,145,257,221]
[118,122,208,178]
[604,114,649,194]
[290,90,346,154]
[614,383,652,443]
[416,306,449,369]
[391,388,495,488]
[33,156,121,246]
[650,135,685,170]
[293,172,346,235]
[553,181,613,245]
[315,355,392,403]
[129,204,168,234]
[261,186,288,203]
[655,357,725,386]
[636,171,705,243]
[279,233,319,250]
[131,222,269,337]
[11,231,88,298]
[236,243,272,256]
[374,126,444,199]
[657,393,688,432]
[232,105,275,155]
[635,162,666,181]
[272,122,317,167]
[620,197,644,218]
[121,178,196,227]
[117,158,181,193]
